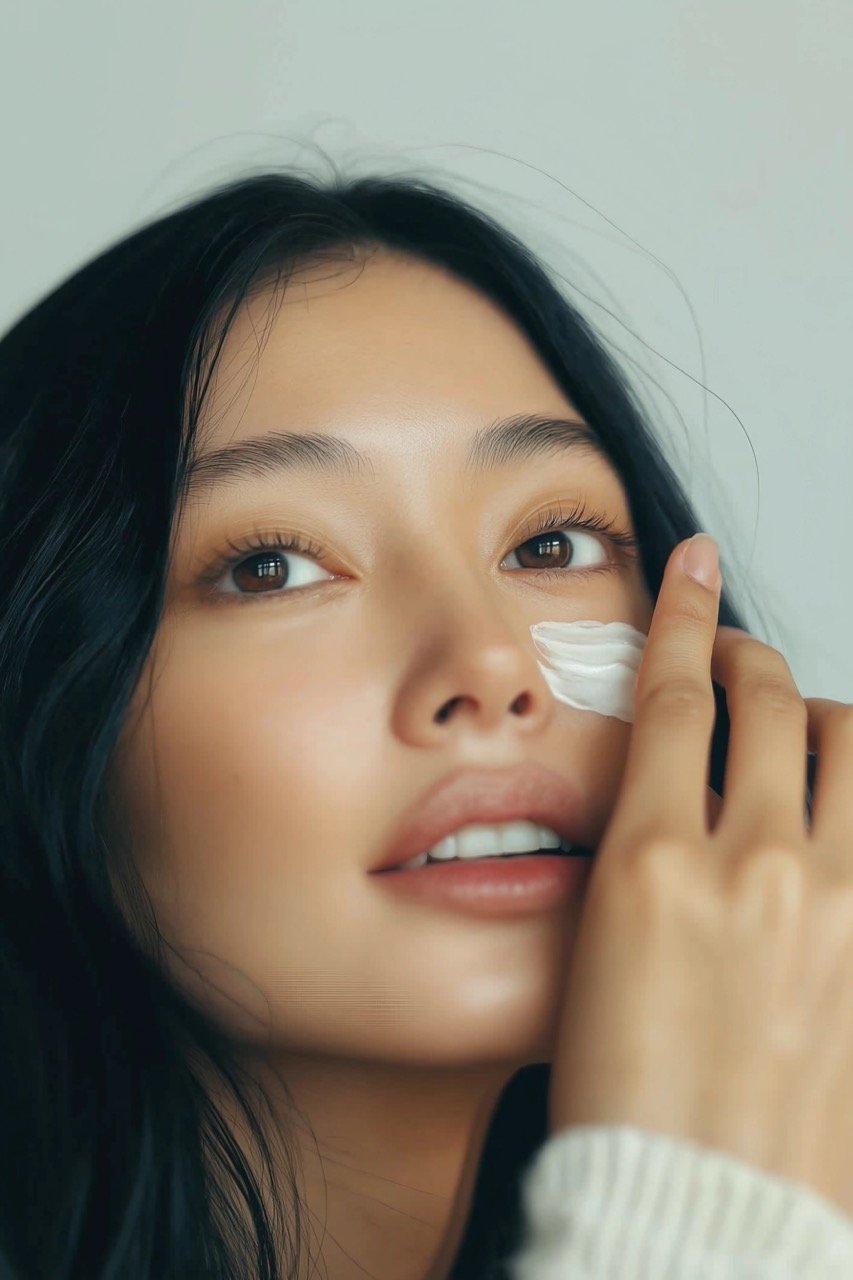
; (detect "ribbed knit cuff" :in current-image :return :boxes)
[506,1125,853,1279]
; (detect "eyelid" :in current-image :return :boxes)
[196,496,639,605]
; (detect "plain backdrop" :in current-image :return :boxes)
[1,0,850,699]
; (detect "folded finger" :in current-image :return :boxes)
[804,698,853,853]
[710,633,809,845]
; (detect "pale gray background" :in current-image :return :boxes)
[2,0,850,698]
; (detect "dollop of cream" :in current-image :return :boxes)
[530,620,648,723]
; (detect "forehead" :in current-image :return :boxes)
[198,249,582,463]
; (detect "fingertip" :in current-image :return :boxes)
[680,534,721,590]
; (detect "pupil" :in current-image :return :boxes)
[518,533,569,571]
[236,553,287,592]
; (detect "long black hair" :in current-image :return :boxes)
[0,165,784,1279]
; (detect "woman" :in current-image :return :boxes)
[1,169,852,1279]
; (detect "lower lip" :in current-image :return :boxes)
[369,853,595,918]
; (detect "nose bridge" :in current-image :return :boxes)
[391,528,522,653]
[382,473,498,607]
[388,482,537,633]
[377,492,564,742]
[401,559,552,728]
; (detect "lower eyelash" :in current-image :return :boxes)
[200,498,640,604]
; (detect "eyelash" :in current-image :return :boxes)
[197,498,641,606]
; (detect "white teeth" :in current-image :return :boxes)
[394,822,576,870]
[428,833,458,862]
[435,820,545,860]
[398,851,430,869]
[490,823,530,855]
[430,821,572,863]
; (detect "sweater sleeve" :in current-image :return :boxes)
[504,1125,853,1279]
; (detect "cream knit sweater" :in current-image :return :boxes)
[506,1126,853,1278]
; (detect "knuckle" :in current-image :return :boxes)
[725,842,808,921]
[728,643,803,712]
[731,638,790,675]
[673,593,712,628]
[596,835,720,926]
[736,673,805,720]
[742,841,804,878]
[822,886,853,954]
[621,836,695,888]
[819,875,853,917]
[640,676,713,721]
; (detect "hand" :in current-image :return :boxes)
[547,534,853,1217]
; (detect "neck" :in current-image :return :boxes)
[209,1050,522,1280]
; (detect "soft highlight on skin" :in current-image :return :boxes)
[0,170,764,1280]
[107,247,657,1278]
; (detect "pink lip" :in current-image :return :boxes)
[369,762,598,873]
[370,853,594,918]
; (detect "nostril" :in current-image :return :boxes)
[435,697,461,724]
[434,691,531,723]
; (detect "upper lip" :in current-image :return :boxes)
[369,762,598,872]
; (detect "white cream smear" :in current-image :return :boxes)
[529,620,648,724]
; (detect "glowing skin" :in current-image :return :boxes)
[106,248,657,1280]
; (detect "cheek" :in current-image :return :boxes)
[107,633,383,1029]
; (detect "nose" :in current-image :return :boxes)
[419,624,558,745]
[390,580,558,749]
[434,685,534,725]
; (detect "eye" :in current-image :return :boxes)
[198,530,336,605]
[198,499,639,605]
[500,499,639,582]
[502,527,608,577]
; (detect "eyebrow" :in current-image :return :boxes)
[181,413,612,501]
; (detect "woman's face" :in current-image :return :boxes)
[110,248,655,1066]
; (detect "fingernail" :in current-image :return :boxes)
[681,534,721,588]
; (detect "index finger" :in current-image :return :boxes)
[609,535,723,847]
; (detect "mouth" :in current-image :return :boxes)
[369,847,596,917]
[370,763,600,874]
[422,845,595,861]
[375,846,597,873]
